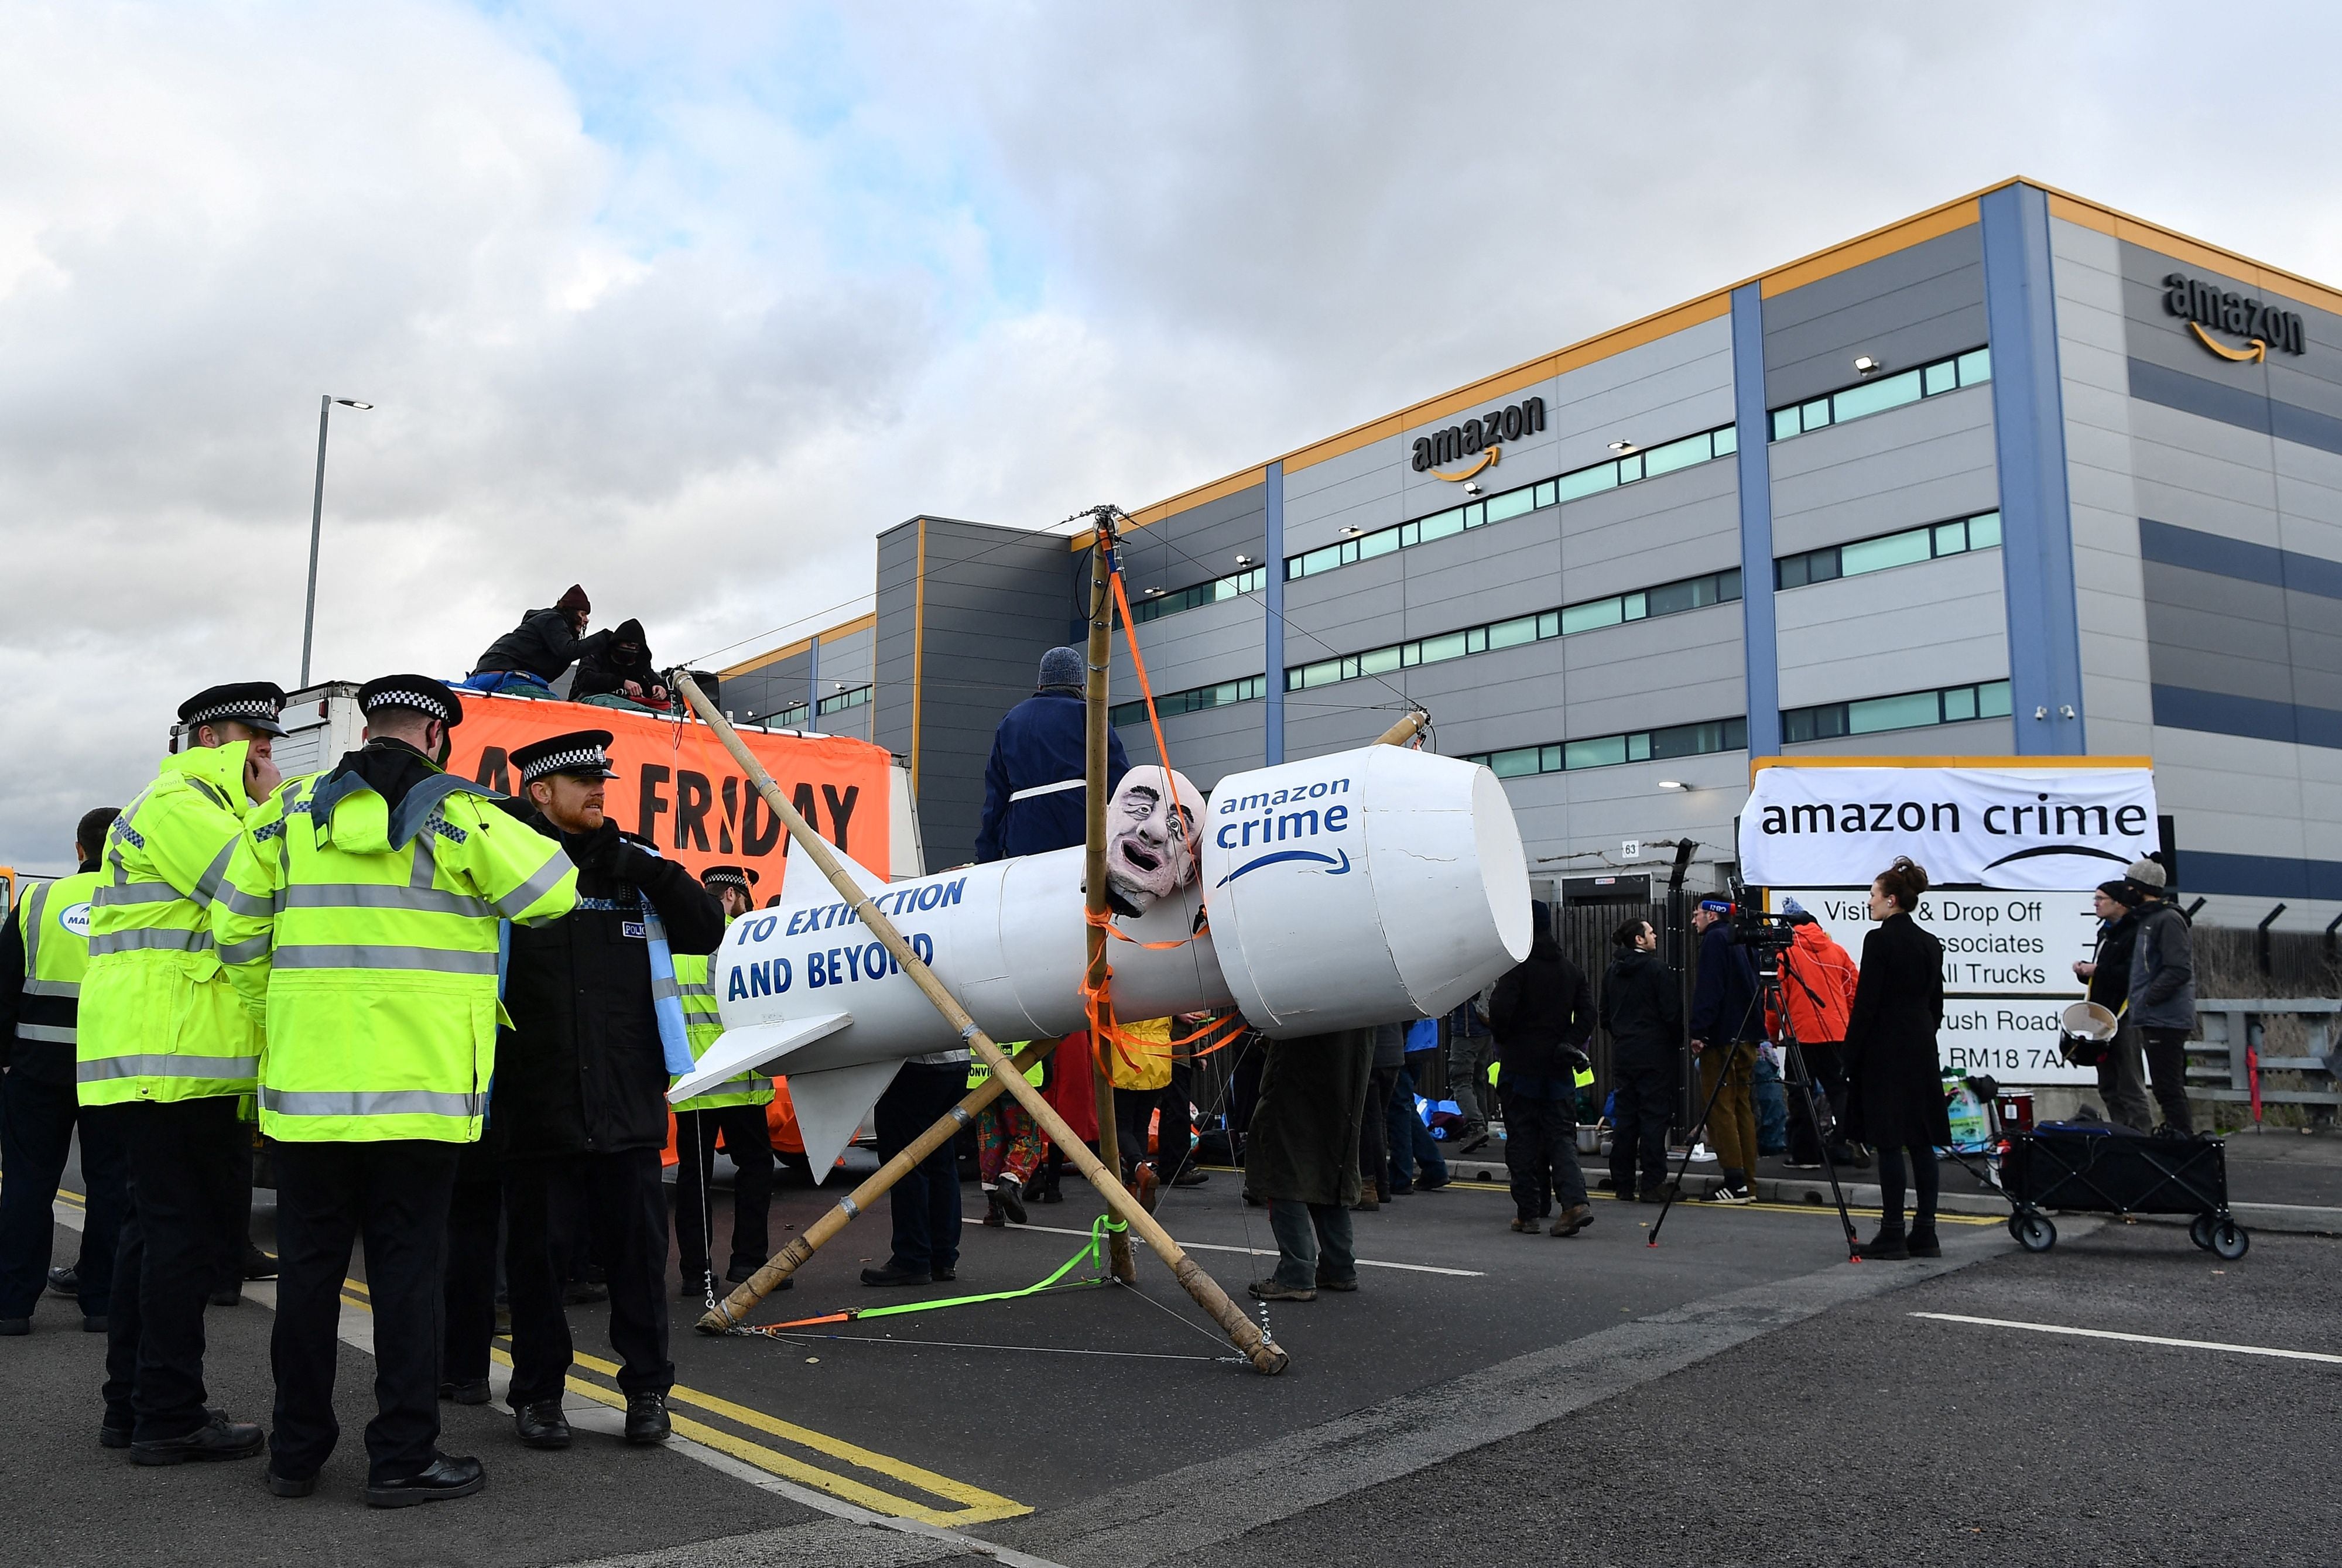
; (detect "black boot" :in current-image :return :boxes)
[995,1173,1029,1224]
[130,1410,265,1466]
[624,1394,671,1445]
[1853,1226,1909,1261]
[513,1399,572,1450]
[1907,1225,1942,1259]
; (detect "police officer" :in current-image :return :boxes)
[80,681,283,1463]
[495,731,724,1451]
[213,675,579,1506]
[671,865,779,1302]
[0,808,129,1336]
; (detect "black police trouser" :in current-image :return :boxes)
[1607,1063,1675,1196]
[673,1103,775,1288]
[104,1094,245,1442]
[1503,1091,1587,1221]
[268,1138,460,1484]
[212,1130,257,1292]
[504,1148,672,1409]
[875,1064,964,1276]
[0,1075,129,1319]
[441,1172,502,1386]
[2141,1027,2196,1134]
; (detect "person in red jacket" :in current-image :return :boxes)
[1769,899,1864,1170]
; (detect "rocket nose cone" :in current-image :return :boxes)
[1474,764,1535,964]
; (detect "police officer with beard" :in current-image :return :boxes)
[492,732,724,1451]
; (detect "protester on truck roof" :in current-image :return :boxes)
[973,646,1129,864]
[572,618,670,712]
[464,585,610,697]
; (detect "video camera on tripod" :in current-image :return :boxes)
[1723,876,1797,964]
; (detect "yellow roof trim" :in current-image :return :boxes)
[718,611,879,679]
[2041,187,2342,319]
[1756,197,1982,299]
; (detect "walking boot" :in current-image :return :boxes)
[1549,1204,1594,1237]
[981,1188,1005,1228]
[1907,1225,1942,1259]
[1853,1227,1909,1261]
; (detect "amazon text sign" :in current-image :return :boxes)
[1738,765,2156,892]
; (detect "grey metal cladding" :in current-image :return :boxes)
[1404,521,1561,639]
[2141,559,2289,626]
[2117,239,2342,395]
[1117,702,1264,790]
[1117,482,1267,598]
[1285,700,1409,762]
[1110,591,1266,694]
[1766,386,1999,557]
[908,518,1084,866]
[1761,225,1987,407]
[873,521,922,756]
[1559,471,1740,602]
[1284,550,1405,648]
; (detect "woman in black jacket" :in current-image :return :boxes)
[2073,880,2152,1130]
[1840,857,1951,1259]
[1601,916,1680,1203]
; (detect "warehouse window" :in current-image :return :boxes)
[1285,422,1737,582]
[1109,674,1266,729]
[1285,567,1740,693]
[817,684,871,717]
[1768,347,1991,442]
[1465,717,1748,778]
[764,702,812,728]
[1782,679,2012,743]
[1131,566,1266,623]
[1775,510,2002,590]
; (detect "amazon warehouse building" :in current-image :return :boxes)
[723,180,2342,936]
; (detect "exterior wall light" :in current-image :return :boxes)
[1608,440,1636,453]
[1657,780,1690,792]
[1853,356,1882,375]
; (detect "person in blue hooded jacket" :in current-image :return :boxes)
[973,647,1131,864]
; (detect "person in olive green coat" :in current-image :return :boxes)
[1241,1028,1374,1302]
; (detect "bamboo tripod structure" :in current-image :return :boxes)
[671,670,1290,1375]
[1083,517,1136,1283]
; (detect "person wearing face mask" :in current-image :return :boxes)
[1839,857,1951,1261]
[571,618,670,713]
[491,732,725,1454]
[78,682,285,1465]
[215,676,580,1507]
[465,584,611,698]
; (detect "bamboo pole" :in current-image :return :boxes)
[697,1038,1056,1333]
[1374,708,1429,748]
[671,673,1288,1375]
[1083,516,1137,1283]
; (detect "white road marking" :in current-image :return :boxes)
[1009,1222,1485,1278]
[1911,1312,2342,1365]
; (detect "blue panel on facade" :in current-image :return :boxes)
[2180,850,2342,902]
[1264,459,1286,764]
[1980,183,2086,754]
[1730,282,1779,757]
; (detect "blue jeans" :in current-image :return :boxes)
[457,669,554,698]
[1269,1200,1354,1290]
[1386,1064,1447,1190]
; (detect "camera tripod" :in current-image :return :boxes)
[1646,950,1860,1259]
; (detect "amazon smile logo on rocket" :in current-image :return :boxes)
[1211,780,1357,886]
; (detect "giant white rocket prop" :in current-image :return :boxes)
[669,743,1532,1173]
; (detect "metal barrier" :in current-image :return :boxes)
[2187,998,2341,1110]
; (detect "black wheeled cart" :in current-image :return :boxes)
[1998,1124,2248,1260]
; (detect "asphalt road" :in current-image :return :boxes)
[7,1139,2334,1568]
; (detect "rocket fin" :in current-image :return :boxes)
[666,1013,853,1104]
[781,1059,905,1177]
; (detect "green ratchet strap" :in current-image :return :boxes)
[739,1213,1128,1336]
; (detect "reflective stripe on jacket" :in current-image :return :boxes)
[18,871,100,1047]
[669,944,772,1111]
[77,745,262,1105]
[214,766,578,1143]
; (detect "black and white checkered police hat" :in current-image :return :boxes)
[511,730,620,785]
[356,674,465,728]
[177,682,288,738]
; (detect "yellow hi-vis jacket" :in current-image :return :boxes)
[78,743,265,1106]
[16,869,101,1047]
[670,931,773,1112]
[213,759,578,1144]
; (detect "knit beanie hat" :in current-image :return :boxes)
[1037,646,1085,691]
[2124,857,2168,890]
[556,584,591,615]
[2097,878,2142,907]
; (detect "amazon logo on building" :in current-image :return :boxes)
[2164,272,2306,362]
[1410,395,1546,483]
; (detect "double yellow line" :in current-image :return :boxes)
[338,1278,1026,1526]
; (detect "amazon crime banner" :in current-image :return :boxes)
[1737,762,2158,892]
[446,694,891,897]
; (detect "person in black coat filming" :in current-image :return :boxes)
[1840,856,1951,1260]
[493,731,725,1451]
[1488,903,1597,1237]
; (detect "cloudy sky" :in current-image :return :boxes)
[4,0,2337,869]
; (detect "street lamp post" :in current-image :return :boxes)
[300,395,373,687]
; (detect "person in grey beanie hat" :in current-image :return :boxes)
[2122,855,2195,1134]
[1036,646,1086,694]
[973,647,1129,862]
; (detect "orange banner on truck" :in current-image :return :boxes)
[444,694,889,899]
